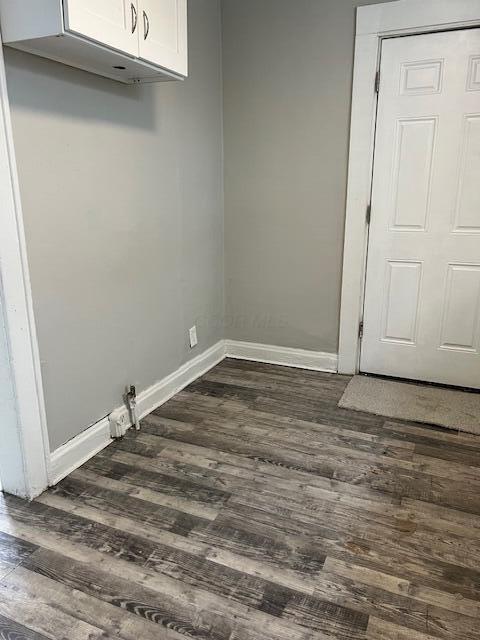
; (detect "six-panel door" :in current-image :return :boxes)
[361,29,480,389]
[64,0,139,57]
[138,0,188,76]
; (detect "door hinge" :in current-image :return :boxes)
[375,70,380,94]
[359,321,364,340]
[366,203,372,225]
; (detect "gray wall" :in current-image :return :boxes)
[222,0,394,353]
[5,0,224,450]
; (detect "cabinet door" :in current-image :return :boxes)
[139,0,188,76]
[64,0,139,57]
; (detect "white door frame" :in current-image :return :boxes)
[338,0,480,374]
[0,34,50,498]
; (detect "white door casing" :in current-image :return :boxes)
[361,29,480,388]
[139,0,188,76]
[338,0,480,377]
[64,0,139,57]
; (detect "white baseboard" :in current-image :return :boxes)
[49,338,338,486]
[134,340,226,423]
[48,340,226,486]
[225,340,338,373]
[49,417,111,487]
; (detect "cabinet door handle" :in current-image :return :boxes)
[143,10,150,40]
[131,3,137,33]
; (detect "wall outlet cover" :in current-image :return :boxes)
[189,326,198,348]
[109,408,129,438]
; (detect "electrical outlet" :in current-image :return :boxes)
[189,325,198,348]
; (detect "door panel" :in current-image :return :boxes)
[439,264,480,353]
[391,118,436,230]
[361,29,480,388]
[400,60,443,96]
[467,56,480,91]
[382,261,423,345]
[139,0,188,76]
[64,0,138,57]
[454,115,480,232]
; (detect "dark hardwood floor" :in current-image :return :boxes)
[1,358,480,639]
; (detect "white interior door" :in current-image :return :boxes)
[139,0,188,76]
[361,29,480,389]
[64,0,139,57]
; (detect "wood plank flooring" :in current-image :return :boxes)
[1,358,480,639]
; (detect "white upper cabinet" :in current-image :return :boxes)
[139,0,188,77]
[64,0,138,58]
[0,0,188,84]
